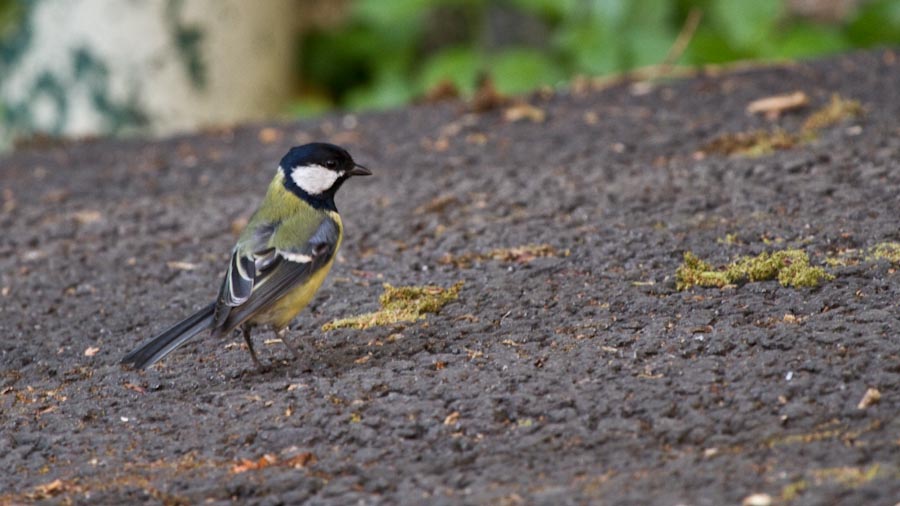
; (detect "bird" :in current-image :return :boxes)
[121,142,371,370]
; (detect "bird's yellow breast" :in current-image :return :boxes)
[252,257,336,330]
[249,211,343,330]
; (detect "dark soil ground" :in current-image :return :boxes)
[2,49,900,505]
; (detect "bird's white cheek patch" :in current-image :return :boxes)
[292,165,339,194]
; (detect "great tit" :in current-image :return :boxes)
[121,142,371,370]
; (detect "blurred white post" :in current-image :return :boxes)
[0,0,305,148]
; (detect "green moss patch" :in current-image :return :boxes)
[781,464,882,501]
[676,250,833,290]
[867,241,900,263]
[826,241,900,267]
[322,282,463,331]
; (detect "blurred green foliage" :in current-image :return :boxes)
[0,0,22,53]
[296,0,900,114]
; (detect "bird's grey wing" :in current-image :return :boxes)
[212,222,276,329]
[213,217,339,333]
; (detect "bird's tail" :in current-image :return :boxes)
[121,302,216,369]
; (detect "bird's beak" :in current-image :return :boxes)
[348,164,372,177]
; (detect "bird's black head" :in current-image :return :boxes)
[279,142,371,209]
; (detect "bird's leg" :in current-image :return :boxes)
[241,325,263,370]
[276,327,304,362]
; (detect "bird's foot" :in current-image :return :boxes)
[276,329,313,372]
[241,326,267,371]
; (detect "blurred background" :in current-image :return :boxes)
[1,0,898,151]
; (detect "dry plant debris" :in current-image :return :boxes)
[470,77,511,112]
[746,91,809,118]
[423,79,461,102]
[802,94,864,131]
[702,129,800,157]
[231,452,316,474]
[440,244,569,268]
[857,387,881,409]
[503,103,545,123]
[704,93,863,156]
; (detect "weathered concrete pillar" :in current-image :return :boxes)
[0,0,303,147]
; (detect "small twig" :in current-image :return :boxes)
[661,8,704,70]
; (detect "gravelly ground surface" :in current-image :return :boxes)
[2,49,900,505]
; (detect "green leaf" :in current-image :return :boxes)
[710,0,782,51]
[301,28,375,93]
[682,25,747,64]
[508,0,578,21]
[772,23,849,60]
[352,0,433,26]
[625,25,676,67]
[625,0,674,32]
[417,46,482,96]
[0,0,23,37]
[847,0,900,46]
[301,23,417,100]
[345,70,415,111]
[585,0,629,26]
[289,96,333,118]
[555,19,622,75]
[489,48,565,94]
[617,0,676,68]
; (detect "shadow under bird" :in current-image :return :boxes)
[121,142,371,370]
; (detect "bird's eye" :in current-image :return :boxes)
[325,160,337,169]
